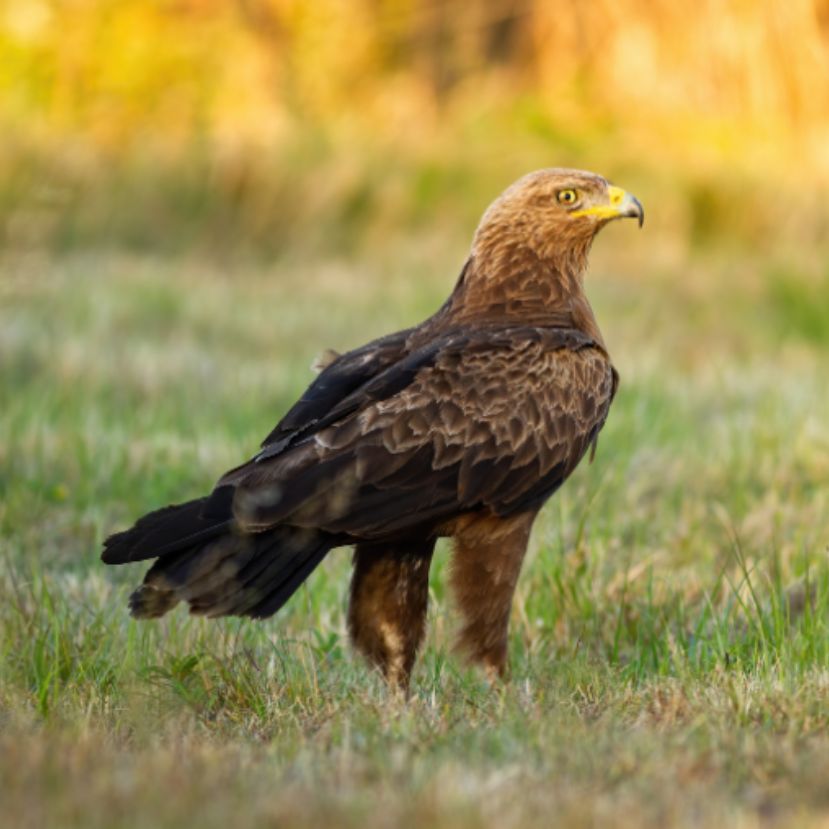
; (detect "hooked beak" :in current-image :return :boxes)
[572,185,645,228]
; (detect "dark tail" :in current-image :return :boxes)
[102,497,335,620]
[102,496,232,564]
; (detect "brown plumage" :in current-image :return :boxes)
[102,168,643,691]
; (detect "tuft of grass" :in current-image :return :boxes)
[2,245,829,827]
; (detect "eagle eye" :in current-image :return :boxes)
[557,189,578,205]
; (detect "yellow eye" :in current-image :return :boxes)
[557,189,577,205]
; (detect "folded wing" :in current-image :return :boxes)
[221,325,617,539]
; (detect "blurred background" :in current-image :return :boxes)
[4,12,829,823]
[2,0,829,262]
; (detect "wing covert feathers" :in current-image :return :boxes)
[229,326,616,537]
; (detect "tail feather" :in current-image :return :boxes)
[126,526,335,620]
[189,540,299,616]
[246,544,331,618]
[193,529,329,618]
[102,497,230,564]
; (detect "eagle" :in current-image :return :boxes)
[102,168,643,690]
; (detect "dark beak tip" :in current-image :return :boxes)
[633,196,644,228]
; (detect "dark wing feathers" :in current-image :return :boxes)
[102,497,231,564]
[129,525,336,620]
[257,328,414,456]
[226,325,614,538]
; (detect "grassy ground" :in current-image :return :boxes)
[2,234,829,828]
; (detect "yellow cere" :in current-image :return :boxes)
[571,186,629,220]
[607,186,625,206]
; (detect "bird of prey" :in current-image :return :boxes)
[102,168,643,690]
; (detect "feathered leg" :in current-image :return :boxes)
[449,511,537,679]
[348,538,436,692]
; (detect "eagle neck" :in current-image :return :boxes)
[427,246,605,348]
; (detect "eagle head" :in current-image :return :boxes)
[472,168,644,272]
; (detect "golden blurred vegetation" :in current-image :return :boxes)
[2,0,829,257]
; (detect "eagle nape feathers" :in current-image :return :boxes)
[102,168,643,691]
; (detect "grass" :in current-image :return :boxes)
[2,237,829,828]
